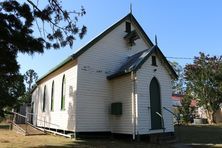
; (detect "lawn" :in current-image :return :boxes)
[0,128,174,148]
[175,124,222,147]
[0,124,222,148]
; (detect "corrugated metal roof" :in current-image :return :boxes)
[107,47,154,79]
[36,56,73,83]
[107,45,178,80]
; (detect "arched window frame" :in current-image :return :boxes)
[61,75,66,110]
[43,85,46,112]
[51,81,54,111]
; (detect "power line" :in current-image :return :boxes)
[166,57,194,60]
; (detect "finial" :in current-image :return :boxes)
[130,3,133,14]
[155,34,158,45]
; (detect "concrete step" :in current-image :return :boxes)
[149,133,177,144]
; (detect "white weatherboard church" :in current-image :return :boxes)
[31,13,177,139]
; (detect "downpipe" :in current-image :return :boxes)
[131,71,137,140]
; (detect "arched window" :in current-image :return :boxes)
[43,85,46,112]
[149,77,162,129]
[51,81,54,111]
[61,75,66,110]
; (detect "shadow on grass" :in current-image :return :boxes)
[175,124,222,147]
[32,139,171,148]
[0,124,11,130]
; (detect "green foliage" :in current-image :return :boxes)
[169,61,185,94]
[179,95,195,123]
[184,52,222,123]
[0,74,25,117]
[0,0,86,74]
[0,0,86,116]
[24,69,38,92]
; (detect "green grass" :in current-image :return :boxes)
[1,124,222,147]
[0,128,172,148]
[175,124,222,147]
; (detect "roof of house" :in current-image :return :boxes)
[36,13,154,83]
[172,94,184,101]
[171,94,197,107]
[107,45,178,80]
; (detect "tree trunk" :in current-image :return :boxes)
[205,110,216,124]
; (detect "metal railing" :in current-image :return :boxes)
[11,111,28,135]
[148,106,165,132]
[155,112,165,133]
[26,112,60,133]
[11,111,61,135]
[163,107,180,124]
[26,113,75,138]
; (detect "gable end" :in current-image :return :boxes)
[36,13,154,83]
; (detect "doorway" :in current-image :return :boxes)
[149,77,162,129]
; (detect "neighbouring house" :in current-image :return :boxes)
[171,94,183,124]
[171,94,222,123]
[31,13,177,139]
[196,104,222,123]
[171,94,183,107]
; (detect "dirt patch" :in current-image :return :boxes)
[0,139,10,143]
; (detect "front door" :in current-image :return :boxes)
[149,77,162,129]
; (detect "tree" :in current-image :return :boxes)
[178,89,195,124]
[184,52,222,124]
[170,61,185,95]
[22,69,38,103]
[0,0,86,117]
[0,74,25,117]
[24,69,38,92]
[0,0,86,75]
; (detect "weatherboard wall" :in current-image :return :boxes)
[75,21,150,132]
[32,60,78,131]
[110,75,133,134]
[136,53,174,135]
[31,14,176,136]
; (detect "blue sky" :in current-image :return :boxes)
[17,0,222,77]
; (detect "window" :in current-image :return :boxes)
[51,81,54,111]
[43,85,46,112]
[125,22,131,33]
[61,75,66,110]
[152,56,157,66]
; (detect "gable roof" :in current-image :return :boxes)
[36,13,154,83]
[107,45,178,80]
[72,13,154,59]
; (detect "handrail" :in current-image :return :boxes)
[11,122,27,135]
[11,111,28,135]
[11,111,63,135]
[11,122,26,132]
[12,111,27,119]
[26,112,60,134]
[163,107,179,119]
[155,112,165,133]
[26,112,59,127]
[163,107,180,124]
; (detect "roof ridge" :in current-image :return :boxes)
[36,13,155,83]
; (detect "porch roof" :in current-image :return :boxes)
[107,45,178,80]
